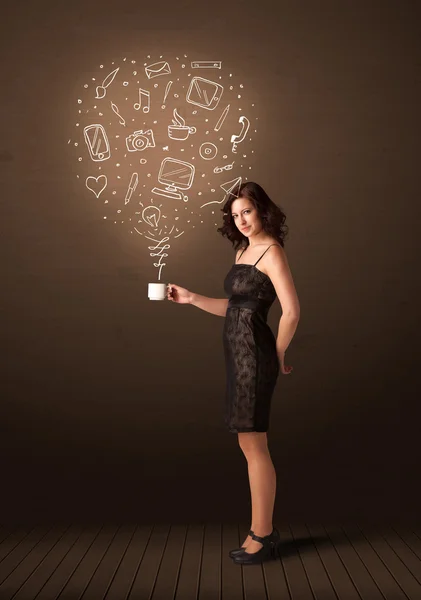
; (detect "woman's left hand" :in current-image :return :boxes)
[278,352,293,375]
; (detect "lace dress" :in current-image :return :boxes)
[222,244,281,433]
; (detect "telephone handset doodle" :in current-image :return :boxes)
[230,116,250,153]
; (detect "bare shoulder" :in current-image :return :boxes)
[259,243,289,275]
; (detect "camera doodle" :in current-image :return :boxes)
[125,129,156,152]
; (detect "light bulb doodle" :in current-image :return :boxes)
[142,205,161,228]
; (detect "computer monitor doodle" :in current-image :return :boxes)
[152,157,195,203]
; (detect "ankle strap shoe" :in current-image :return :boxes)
[232,528,280,564]
[228,529,254,558]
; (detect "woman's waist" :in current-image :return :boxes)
[227,294,271,313]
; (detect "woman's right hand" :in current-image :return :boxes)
[167,283,193,304]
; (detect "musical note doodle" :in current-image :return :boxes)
[134,88,150,113]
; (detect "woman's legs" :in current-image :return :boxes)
[237,431,277,553]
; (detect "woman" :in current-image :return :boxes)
[167,182,300,564]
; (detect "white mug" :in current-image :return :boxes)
[148,282,167,301]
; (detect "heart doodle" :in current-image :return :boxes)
[86,175,107,198]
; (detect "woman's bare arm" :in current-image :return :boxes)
[190,294,228,317]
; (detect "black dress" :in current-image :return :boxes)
[223,244,281,433]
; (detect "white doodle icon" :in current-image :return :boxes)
[86,175,108,197]
[199,142,218,160]
[111,101,126,126]
[126,129,155,152]
[200,176,242,208]
[186,76,223,110]
[214,104,230,132]
[145,61,171,79]
[152,157,195,202]
[168,108,196,140]
[83,124,110,161]
[125,172,138,204]
[142,205,161,228]
[134,88,150,113]
[162,80,173,108]
[95,67,119,99]
[191,61,222,69]
[231,116,250,153]
[213,161,234,174]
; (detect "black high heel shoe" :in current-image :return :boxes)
[232,528,280,564]
[228,529,254,558]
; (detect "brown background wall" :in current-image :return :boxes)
[1,0,420,523]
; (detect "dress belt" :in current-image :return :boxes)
[228,294,268,314]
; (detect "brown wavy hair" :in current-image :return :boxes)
[216,181,289,250]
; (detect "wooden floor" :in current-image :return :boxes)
[0,523,420,599]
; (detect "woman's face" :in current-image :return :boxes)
[231,197,262,237]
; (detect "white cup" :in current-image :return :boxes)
[148,282,167,301]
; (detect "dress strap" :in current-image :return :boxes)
[254,244,279,267]
[236,247,247,263]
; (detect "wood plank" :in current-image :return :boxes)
[127,524,170,599]
[379,525,421,581]
[35,525,102,600]
[221,523,245,600]
[171,524,203,600]
[342,524,408,599]
[12,525,83,600]
[238,523,269,599]
[0,527,35,563]
[306,524,361,599]
[290,523,337,600]
[392,526,421,562]
[0,525,51,586]
[198,523,222,600]
[263,522,291,600]
[0,524,68,598]
[358,524,421,599]
[323,524,384,600]
[103,525,152,600]
[56,524,119,599]
[275,523,314,599]
[81,524,136,599]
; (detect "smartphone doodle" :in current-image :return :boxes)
[83,124,111,162]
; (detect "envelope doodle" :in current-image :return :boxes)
[145,61,171,79]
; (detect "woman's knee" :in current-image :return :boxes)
[238,431,268,454]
